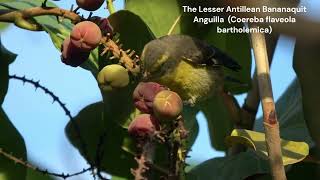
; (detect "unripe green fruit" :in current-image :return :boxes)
[76,0,104,11]
[153,90,183,121]
[97,64,130,91]
[70,21,102,51]
[61,37,90,67]
[128,114,159,137]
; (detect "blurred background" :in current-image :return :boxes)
[1,0,320,179]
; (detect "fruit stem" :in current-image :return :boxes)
[106,0,116,14]
[168,116,188,180]
[132,141,155,180]
[101,36,140,75]
[250,23,286,180]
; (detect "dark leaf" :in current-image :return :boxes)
[65,102,135,178]
[0,39,16,105]
[0,108,27,180]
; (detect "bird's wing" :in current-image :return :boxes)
[184,37,241,71]
[160,35,241,71]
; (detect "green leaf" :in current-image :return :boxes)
[111,176,128,180]
[0,0,99,75]
[254,79,314,146]
[0,0,16,31]
[65,102,135,178]
[0,108,27,180]
[125,0,251,94]
[0,39,16,105]
[0,0,15,32]
[187,151,270,180]
[108,10,155,58]
[226,129,309,166]
[102,84,139,128]
[200,94,235,151]
[125,0,179,37]
[0,22,10,33]
[293,41,320,150]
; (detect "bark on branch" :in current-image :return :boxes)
[250,24,286,180]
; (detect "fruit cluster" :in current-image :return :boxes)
[129,82,183,139]
[60,0,113,67]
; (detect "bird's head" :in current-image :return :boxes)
[141,39,174,81]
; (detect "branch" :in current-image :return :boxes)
[0,148,91,179]
[0,5,82,31]
[95,132,111,180]
[250,24,286,180]
[9,75,95,175]
[239,33,278,129]
[101,35,141,75]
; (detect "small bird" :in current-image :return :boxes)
[141,34,241,106]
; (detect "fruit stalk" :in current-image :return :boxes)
[250,24,286,180]
[168,116,188,180]
[101,36,140,75]
[132,141,155,180]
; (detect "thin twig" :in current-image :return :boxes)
[250,24,286,180]
[9,75,95,176]
[0,148,91,179]
[0,5,82,31]
[95,132,110,180]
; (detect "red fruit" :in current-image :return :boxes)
[153,90,183,120]
[133,82,167,113]
[128,114,159,137]
[70,21,102,51]
[76,0,104,11]
[61,37,90,67]
[91,16,114,36]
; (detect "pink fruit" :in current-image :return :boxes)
[128,114,159,137]
[153,90,183,120]
[70,21,102,51]
[133,82,167,113]
[61,37,90,67]
[76,0,104,11]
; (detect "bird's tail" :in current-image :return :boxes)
[225,76,249,87]
[214,50,242,72]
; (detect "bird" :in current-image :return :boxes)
[140,34,241,106]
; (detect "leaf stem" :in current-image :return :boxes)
[250,24,286,180]
[107,0,116,14]
[167,14,181,35]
